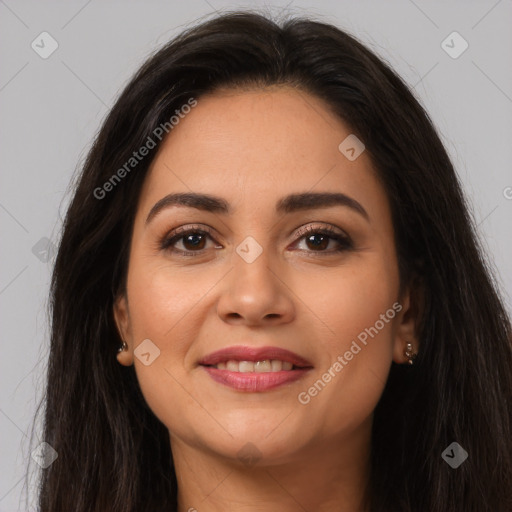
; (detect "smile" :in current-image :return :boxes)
[199,345,313,392]
[212,360,294,372]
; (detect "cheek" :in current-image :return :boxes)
[303,248,399,346]
[123,263,210,420]
[295,253,399,429]
[126,261,211,349]
[123,258,203,386]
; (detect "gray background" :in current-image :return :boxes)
[1,0,511,510]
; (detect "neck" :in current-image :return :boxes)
[171,422,372,512]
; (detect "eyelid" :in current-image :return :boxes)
[166,223,215,238]
[292,222,349,239]
[159,224,217,249]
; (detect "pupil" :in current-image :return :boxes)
[185,234,204,249]
[308,234,327,250]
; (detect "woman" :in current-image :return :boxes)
[33,10,512,512]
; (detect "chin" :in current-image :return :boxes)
[195,416,311,466]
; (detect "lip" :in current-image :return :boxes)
[198,345,313,392]
[202,367,311,392]
[198,345,313,368]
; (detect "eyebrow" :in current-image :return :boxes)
[145,191,369,226]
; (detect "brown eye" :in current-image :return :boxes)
[180,232,207,251]
[159,226,218,256]
[293,225,353,254]
[303,233,330,251]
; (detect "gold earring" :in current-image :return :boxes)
[117,340,128,353]
[404,342,416,365]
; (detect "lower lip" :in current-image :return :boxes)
[202,366,311,392]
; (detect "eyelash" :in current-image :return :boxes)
[158,223,353,257]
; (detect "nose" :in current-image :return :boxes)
[216,249,296,327]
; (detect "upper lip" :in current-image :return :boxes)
[199,345,313,368]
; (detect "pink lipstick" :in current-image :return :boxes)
[199,345,313,392]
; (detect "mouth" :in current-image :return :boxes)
[209,360,298,372]
[198,345,313,392]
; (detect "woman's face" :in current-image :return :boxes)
[114,86,416,466]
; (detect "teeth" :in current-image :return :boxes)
[226,360,239,372]
[271,360,282,371]
[239,361,254,373]
[213,359,296,372]
[255,360,271,372]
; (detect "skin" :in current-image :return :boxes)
[114,86,419,512]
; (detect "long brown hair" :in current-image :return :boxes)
[32,10,512,511]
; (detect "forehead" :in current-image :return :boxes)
[138,86,386,219]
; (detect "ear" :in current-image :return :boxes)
[392,277,423,364]
[113,293,133,366]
